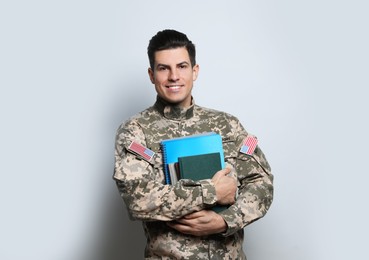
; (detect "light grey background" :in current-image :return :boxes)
[1,0,368,259]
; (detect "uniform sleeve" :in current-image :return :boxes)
[113,119,218,221]
[219,119,274,237]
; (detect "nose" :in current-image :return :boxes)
[168,69,179,81]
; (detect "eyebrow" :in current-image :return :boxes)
[156,61,190,68]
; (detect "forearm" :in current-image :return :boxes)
[167,210,228,236]
[115,176,218,221]
[219,173,274,236]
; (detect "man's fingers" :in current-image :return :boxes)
[220,167,232,175]
[212,167,232,183]
[183,211,202,219]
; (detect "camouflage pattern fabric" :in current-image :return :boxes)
[114,96,274,259]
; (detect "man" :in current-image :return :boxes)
[114,29,273,259]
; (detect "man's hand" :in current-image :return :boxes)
[167,210,227,236]
[212,167,237,205]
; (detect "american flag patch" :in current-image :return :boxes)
[128,141,155,161]
[240,135,258,155]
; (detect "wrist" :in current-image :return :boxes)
[215,214,227,233]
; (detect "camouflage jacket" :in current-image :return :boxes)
[114,97,274,259]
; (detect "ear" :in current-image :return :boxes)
[148,67,155,84]
[192,64,199,81]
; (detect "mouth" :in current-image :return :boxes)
[165,85,184,93]
[166,85,182,89]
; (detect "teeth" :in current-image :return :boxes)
[168,86,180,89]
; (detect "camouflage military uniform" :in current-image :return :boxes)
[114,97,273,259]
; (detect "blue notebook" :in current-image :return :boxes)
[160,132,225,184]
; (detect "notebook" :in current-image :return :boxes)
[178,152,222,181]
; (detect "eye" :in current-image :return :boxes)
[179,64,188,69]
[157,66,167,71]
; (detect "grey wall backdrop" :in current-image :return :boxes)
[1,0,368,259]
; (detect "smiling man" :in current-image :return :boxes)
[113,29,274,259]
[148,47,198,108]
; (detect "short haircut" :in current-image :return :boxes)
[147,29,196,69]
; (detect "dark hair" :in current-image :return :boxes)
[147,29,196,69]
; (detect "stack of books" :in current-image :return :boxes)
[160,132,225,185]
[160,132,227,212]
[167,152,222,185]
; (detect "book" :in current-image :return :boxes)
[160,132,225,185]
[178,152,222,181]
[178,152,227,213]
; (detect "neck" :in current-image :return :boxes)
[154,96,195,120]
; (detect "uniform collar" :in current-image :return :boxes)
[154,96,194,120]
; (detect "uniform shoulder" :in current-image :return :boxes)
[195,104,240,121]
[117,105,156,131]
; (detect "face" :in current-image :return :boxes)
[148,47,199,108]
